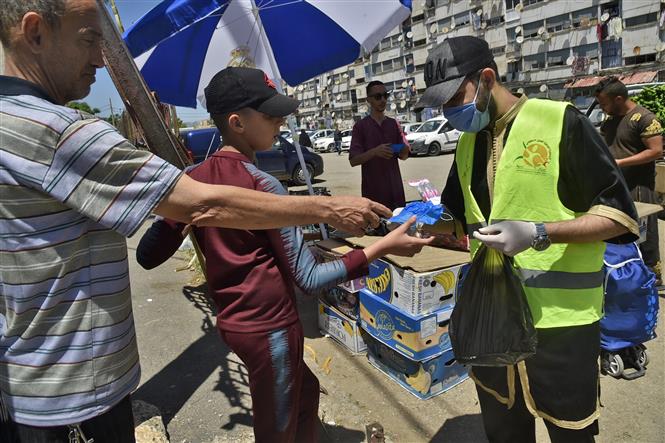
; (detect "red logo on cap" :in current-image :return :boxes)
[264,73,277,90]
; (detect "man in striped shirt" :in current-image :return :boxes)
[0,1,390,441]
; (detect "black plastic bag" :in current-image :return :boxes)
[449,245,537,366]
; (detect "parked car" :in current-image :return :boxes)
[314,129,352,152]
[405,116,461,156]
[179,128,323,185]
[401,122,423,134]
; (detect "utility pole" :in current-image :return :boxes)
[109,97,116,127]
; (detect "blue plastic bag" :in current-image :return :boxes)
[389,201,444,226]
[601,242,658,351]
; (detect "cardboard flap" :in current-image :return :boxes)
[314,238,356,255]
[344,236,470,272]
[635,201,663,219]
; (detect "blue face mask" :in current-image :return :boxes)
[443,83,491,133]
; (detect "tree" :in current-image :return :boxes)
[66,101,101,115]
[632,85,665,127]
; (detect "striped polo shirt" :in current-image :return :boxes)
[0,76,182,426]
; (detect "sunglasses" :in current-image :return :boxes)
[369,92,390,100]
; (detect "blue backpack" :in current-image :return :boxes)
[601,242,659,352]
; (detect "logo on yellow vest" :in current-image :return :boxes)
[515,139,551,171]
[367,268,391,294]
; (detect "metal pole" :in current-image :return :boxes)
[250,0,328,239]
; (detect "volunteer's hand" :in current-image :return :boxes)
[325,196,392,236]
[364,216,435,262]
[473,221,537,256]
[371,143,393,159]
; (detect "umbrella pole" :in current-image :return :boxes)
[251,1,328,239]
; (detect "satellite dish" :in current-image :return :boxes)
[442,26,449,33]
[307,116,312,121]
[515,3,524,12]
[390,103,397,110]
[476,9,483,16]
[406,31,413,39]
[515,26,522,34]
[316,98,321,104]
[430,23,438,33]
[398,34,404,42]
[541,31,550,40]
[400,100,407,108]
[336,94,342,101]
[633,46,641,55]
[450,21,456,29]
[327,78,332,84]
[516,35,524,44]
[538,26,545,35]
[408,80,414,85]
[331,112,336,117]
[343,73,349,79]
[298,85,304,91]
[566,55,575,65]
[517,87,525,94]
[401,81,408,88]
[539,84,548,92]
[601,12,610,22]
[481,21,487,29]
[656,41,665,52]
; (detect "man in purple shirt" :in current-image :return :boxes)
[349,81,410,210]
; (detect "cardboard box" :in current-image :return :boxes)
[347,236,470,316]
[363,331,469,400]
[318,300,366,353]
[311,239,366,293]
[366,259,469,316]
[635,202,664,244]
[359,289,452,361]
[320,286,359,319]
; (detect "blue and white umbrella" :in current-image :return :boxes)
[123,0,412,108]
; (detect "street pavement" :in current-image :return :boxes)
[128,151,664,442]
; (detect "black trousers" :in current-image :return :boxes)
[472,322,600,443]
[0,395,135,443]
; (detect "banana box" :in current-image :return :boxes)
[365,259,469,316]
[362,330,469,400]
[311,239,366,293]
[320,287,359,319]
[359,289,452,361]
[318,299,366,353]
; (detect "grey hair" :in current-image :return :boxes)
[0,0,67,47]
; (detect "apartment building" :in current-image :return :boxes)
[285,0,664,129]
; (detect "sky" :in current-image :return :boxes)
[87,1,210,123]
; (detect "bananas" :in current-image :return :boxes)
[433,270,456,293]
[405,366,432,394]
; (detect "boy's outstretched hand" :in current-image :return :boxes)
[363,216,435,263]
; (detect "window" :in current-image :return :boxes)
[522,20,543,38]
[547,48,569,66]
[412,13,424,23]
[453,11,471,28]
[487,15,505,27]
[546,14,570,33]
[405,54,415,73]
[574,43,598,60]
[414,38,427,48]
[505,0,521,10]
[371,63,382,75]
[491,46,505,56]
[524,53,546,69]
[523,0,544,6]
[624,53,657,65]
[601,39,621,69]
[572,7,595,28]
[506,26,517,40]
[625,13,658,27]
[382,60,393,72]
[348,70,355,78]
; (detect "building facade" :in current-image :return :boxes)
[285,0,664,130]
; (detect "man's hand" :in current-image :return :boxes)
[325,196,392,236]
[371,143,393,159]
[363,216,435,262]
[473,221,536,256]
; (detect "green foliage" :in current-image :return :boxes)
[66,101,100,115]
[632,85,665,127]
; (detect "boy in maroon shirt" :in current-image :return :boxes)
[137,67,431,443]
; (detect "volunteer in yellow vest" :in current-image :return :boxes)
[415,37,639,443]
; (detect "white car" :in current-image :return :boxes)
[401,122,423,134]
[405,116,460,156]
[314,129,352,152]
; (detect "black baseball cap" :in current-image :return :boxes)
[414,37,494,111]
[204,67,300,117]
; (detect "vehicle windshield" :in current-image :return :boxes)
[416,120,442,133]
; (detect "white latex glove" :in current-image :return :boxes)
[472,221,537,257]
